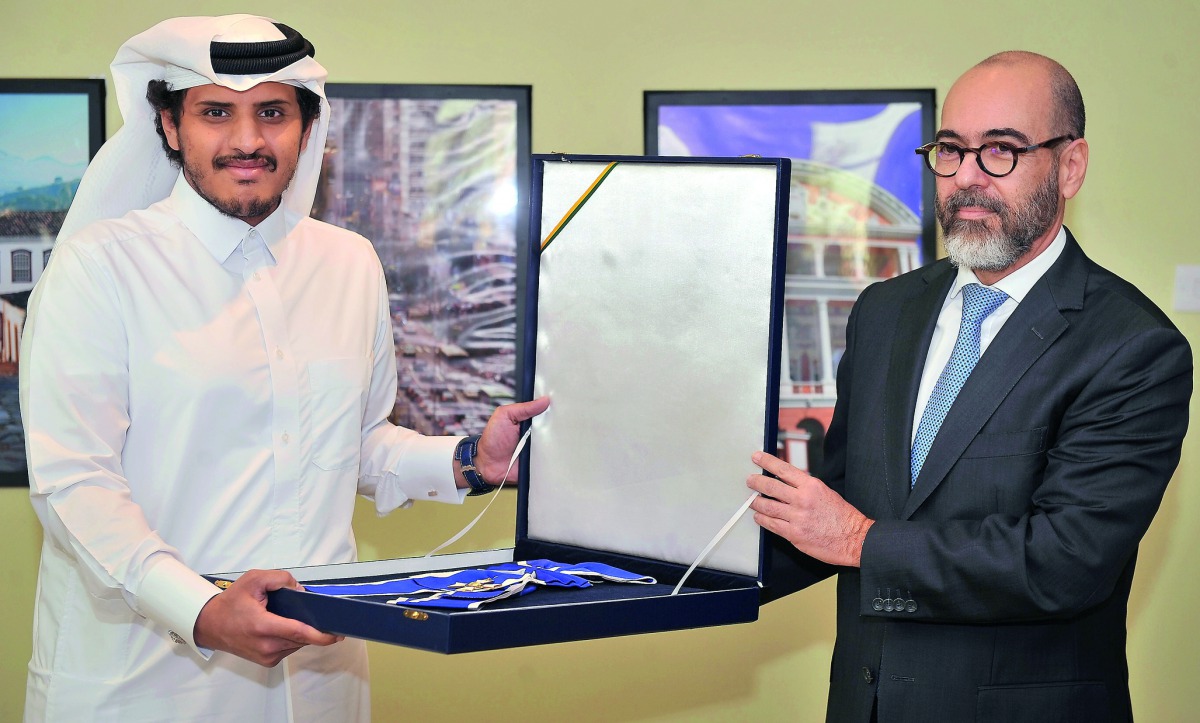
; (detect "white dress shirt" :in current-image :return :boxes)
[22,176,465,721]
[911,227,1066,442]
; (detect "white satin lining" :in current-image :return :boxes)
[528,161,777,577]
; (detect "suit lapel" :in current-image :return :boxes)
[901,230,1089,519]
[882,264,953,516]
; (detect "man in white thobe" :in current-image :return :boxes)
[21,15,546,722]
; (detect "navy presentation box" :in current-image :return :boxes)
[211,155,827,654]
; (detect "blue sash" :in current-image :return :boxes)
[304,559,656,610]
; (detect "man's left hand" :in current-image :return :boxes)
[473,397,551,484]
[747,451,874,568]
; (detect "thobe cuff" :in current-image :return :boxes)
[137,555,221,659]
[370,434,468,515]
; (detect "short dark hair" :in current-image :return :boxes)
[145,79,322,166]
[1049,69,1086,140]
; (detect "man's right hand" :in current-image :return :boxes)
[193,568,342,667]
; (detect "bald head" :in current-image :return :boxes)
[973,51,1085,139]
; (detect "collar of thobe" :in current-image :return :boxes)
[169,173,283,266]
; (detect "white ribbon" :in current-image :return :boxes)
[425,427,532,558]
[671,492,759,596]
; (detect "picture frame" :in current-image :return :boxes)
[0,77,106,487]
[644,89,936,471]
[314,84,531,439]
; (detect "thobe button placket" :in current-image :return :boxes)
[241,227,303,562]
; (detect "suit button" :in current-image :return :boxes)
[905,599,917,613]
[862,667,874,684]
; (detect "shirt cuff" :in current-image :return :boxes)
[373,434,469,515]
[136,555,221,659]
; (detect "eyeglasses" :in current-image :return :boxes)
[915,136,1074,178]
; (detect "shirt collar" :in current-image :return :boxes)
[949,225,1067,304]
[167,173,286,264]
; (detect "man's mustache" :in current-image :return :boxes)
[214,153,278,172]
[942,190,1005,216]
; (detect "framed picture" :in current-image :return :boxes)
[314,84,531,438]
[0,78,105,487]
[645,89,936,471]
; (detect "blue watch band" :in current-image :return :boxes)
[455,435,494,496]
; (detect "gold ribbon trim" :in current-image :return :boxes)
[540,162,619,251]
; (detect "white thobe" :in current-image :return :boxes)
[21,176,466,722]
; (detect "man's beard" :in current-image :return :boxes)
[936,169,1060,272]
[182,151,294,223]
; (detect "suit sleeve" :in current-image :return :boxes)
[820,281,869,496]
[859,323,1192,622]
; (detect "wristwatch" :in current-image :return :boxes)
[454,435,495,496]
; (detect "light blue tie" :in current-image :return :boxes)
[910,283,1009,487]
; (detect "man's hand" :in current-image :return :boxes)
[193,569,342,667]
[472,397,551,484]
[747,451,874,568]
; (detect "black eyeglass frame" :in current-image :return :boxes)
[914,135,1075,178]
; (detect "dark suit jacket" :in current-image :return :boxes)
[820,230,1192,723]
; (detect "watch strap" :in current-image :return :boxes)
[455,435,494,496]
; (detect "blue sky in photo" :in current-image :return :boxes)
[658,103,925,218]
[0,93,91,197]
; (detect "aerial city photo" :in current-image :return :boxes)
[315,93,523,437]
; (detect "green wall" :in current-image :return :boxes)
[3,1,1197,720]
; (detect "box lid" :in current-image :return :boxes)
[517,154,789,583]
